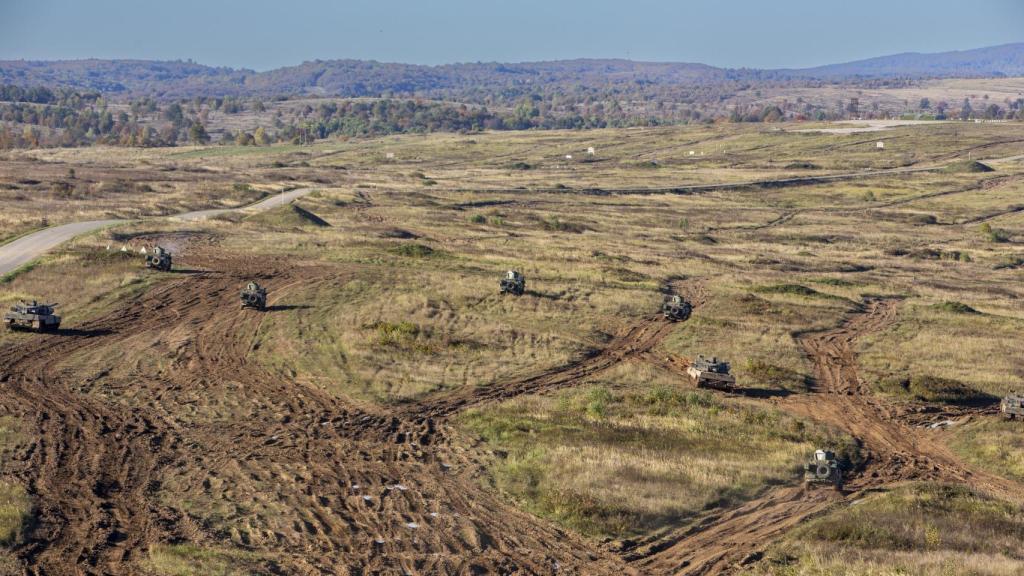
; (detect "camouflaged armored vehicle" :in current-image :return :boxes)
[500,270,526,296]
[1002,392,1024,420]
[3,301,60,332]
[145,246,172,271]
[804,449,842,489]
[687,355,736,391]
[662,295,692,321]
[240,281,267,311]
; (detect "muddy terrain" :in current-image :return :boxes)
[2,123,1023,575]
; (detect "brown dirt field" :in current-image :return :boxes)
[3,238,1021,574]
[0,241,638,575]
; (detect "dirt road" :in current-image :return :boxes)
[0,220,123,277]
[0,188,314,277]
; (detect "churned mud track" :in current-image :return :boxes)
[407,317,676,419]
[0,248,634,575]
[408,279,706,420]
[629,299,1023,575]
[789,299,1018,496]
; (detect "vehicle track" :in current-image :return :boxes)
[0,248,636,575]
[4,244,1020,575]
[404,278,706,419]
[405,317,677,420]
[629,299,1023,575]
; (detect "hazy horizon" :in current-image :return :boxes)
[1,0,1022,71]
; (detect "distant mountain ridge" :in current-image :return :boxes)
[1,43,1022,99]
[792,43,1024,78]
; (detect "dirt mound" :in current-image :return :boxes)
[245,203,330,228]
[943,160,995,173]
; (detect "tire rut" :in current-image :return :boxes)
[627,298,1024,575]
[0,248,636,575]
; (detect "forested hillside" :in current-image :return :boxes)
[2,43,1023,101]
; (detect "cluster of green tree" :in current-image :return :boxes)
[0,85,61,104]
[1,82,1022,150]
[1,103,150,147]
[0,85,230,148]
[272,98,674,141]
[727,95,1024,123]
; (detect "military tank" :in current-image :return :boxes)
[145,246,172,271]
[3,301,60,332]
[686,355,736,391]
[662,295,692,321]
[803,449,842,489]
[500,270,526,296]
[1001,392,1024,420]
[240,281,268,311]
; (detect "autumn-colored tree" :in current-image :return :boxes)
[254,126,270,146]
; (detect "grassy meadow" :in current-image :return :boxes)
[458,369,855,538]
[752,484,1024,576]
[0,418,29,574]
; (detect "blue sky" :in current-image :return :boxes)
[1,0,1021,70]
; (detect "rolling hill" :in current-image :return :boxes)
[0,43,1021,100]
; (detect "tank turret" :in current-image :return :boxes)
[3,300,61,332]
[686,355,736,391]
[1002,392,1024,420]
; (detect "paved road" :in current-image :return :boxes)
[0,219,124,278]
[0,188,313,277]
[173,187,316,222]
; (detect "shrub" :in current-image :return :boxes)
[389,243,435,257]
[979,223,1010,243]
[743,360,811,392]
[994,256,1024,270]
[932,301,978,314]
[0,481,30,546]
[602,267,649,283]
[375,321,419,345]
[754,284,821,297]
[541,217,588,234]
[878,374,992,405]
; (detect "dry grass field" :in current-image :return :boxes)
[752,483,1024,576]
[0,121,1023,574]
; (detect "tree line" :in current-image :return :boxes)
[1,84,1021,150]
